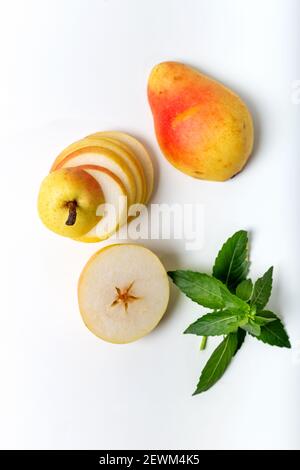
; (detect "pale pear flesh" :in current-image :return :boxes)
[74,165,127,242]
[92,131,154,202]
[78,244,170,343]
[84,135,146,204]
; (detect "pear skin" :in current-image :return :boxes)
[37,167,104,238]
[148,61,254,181]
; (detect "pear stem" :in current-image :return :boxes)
[65,201,77,226]
[200,336,207,351]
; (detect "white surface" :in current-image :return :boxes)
[0,0,299,450]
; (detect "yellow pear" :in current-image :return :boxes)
[37,167,104,238]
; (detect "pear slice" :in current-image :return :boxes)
[50,137,94,171]
[74,165,127,242]
[54,146,136,207]
[88,131,154,202]
[84,136,146,204]
[78,244,170,343]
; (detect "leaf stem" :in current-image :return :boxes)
[200,336,207,350]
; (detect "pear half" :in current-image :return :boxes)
[78,244,170,343]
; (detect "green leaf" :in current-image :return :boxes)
[212,230,250,291]
[254,315,276,326]
[241,319,261,336]
[168,271,249,312]
[236,279,253,301]
[168,271,223,309]
[251,311,291,348]
[250,304,257,316]
[234,328,247,355]
[193,333,238,394]
[251,267,273,310]
[184,311,247,336]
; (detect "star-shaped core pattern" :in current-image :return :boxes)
[111,282,139,312]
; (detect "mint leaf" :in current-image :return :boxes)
[213,230,249,291]
[184,311,247,336]
[168,271,224,309]
[193,333,238,394]
[236,279,253,301]
[251,267,273,310]
[254,315,276,326]
[234,328,246,355]
[168,271,249,312]
[242,319,261,336]
[251,311,291,348]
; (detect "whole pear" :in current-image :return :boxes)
[38,168,104,238]
[148,61,254,181]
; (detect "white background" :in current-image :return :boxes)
[0,0,299,450]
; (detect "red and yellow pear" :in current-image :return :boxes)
[148,61,254,181]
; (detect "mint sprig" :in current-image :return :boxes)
[168,230,291,395]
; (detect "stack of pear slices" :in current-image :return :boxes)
[48,131,154,242]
